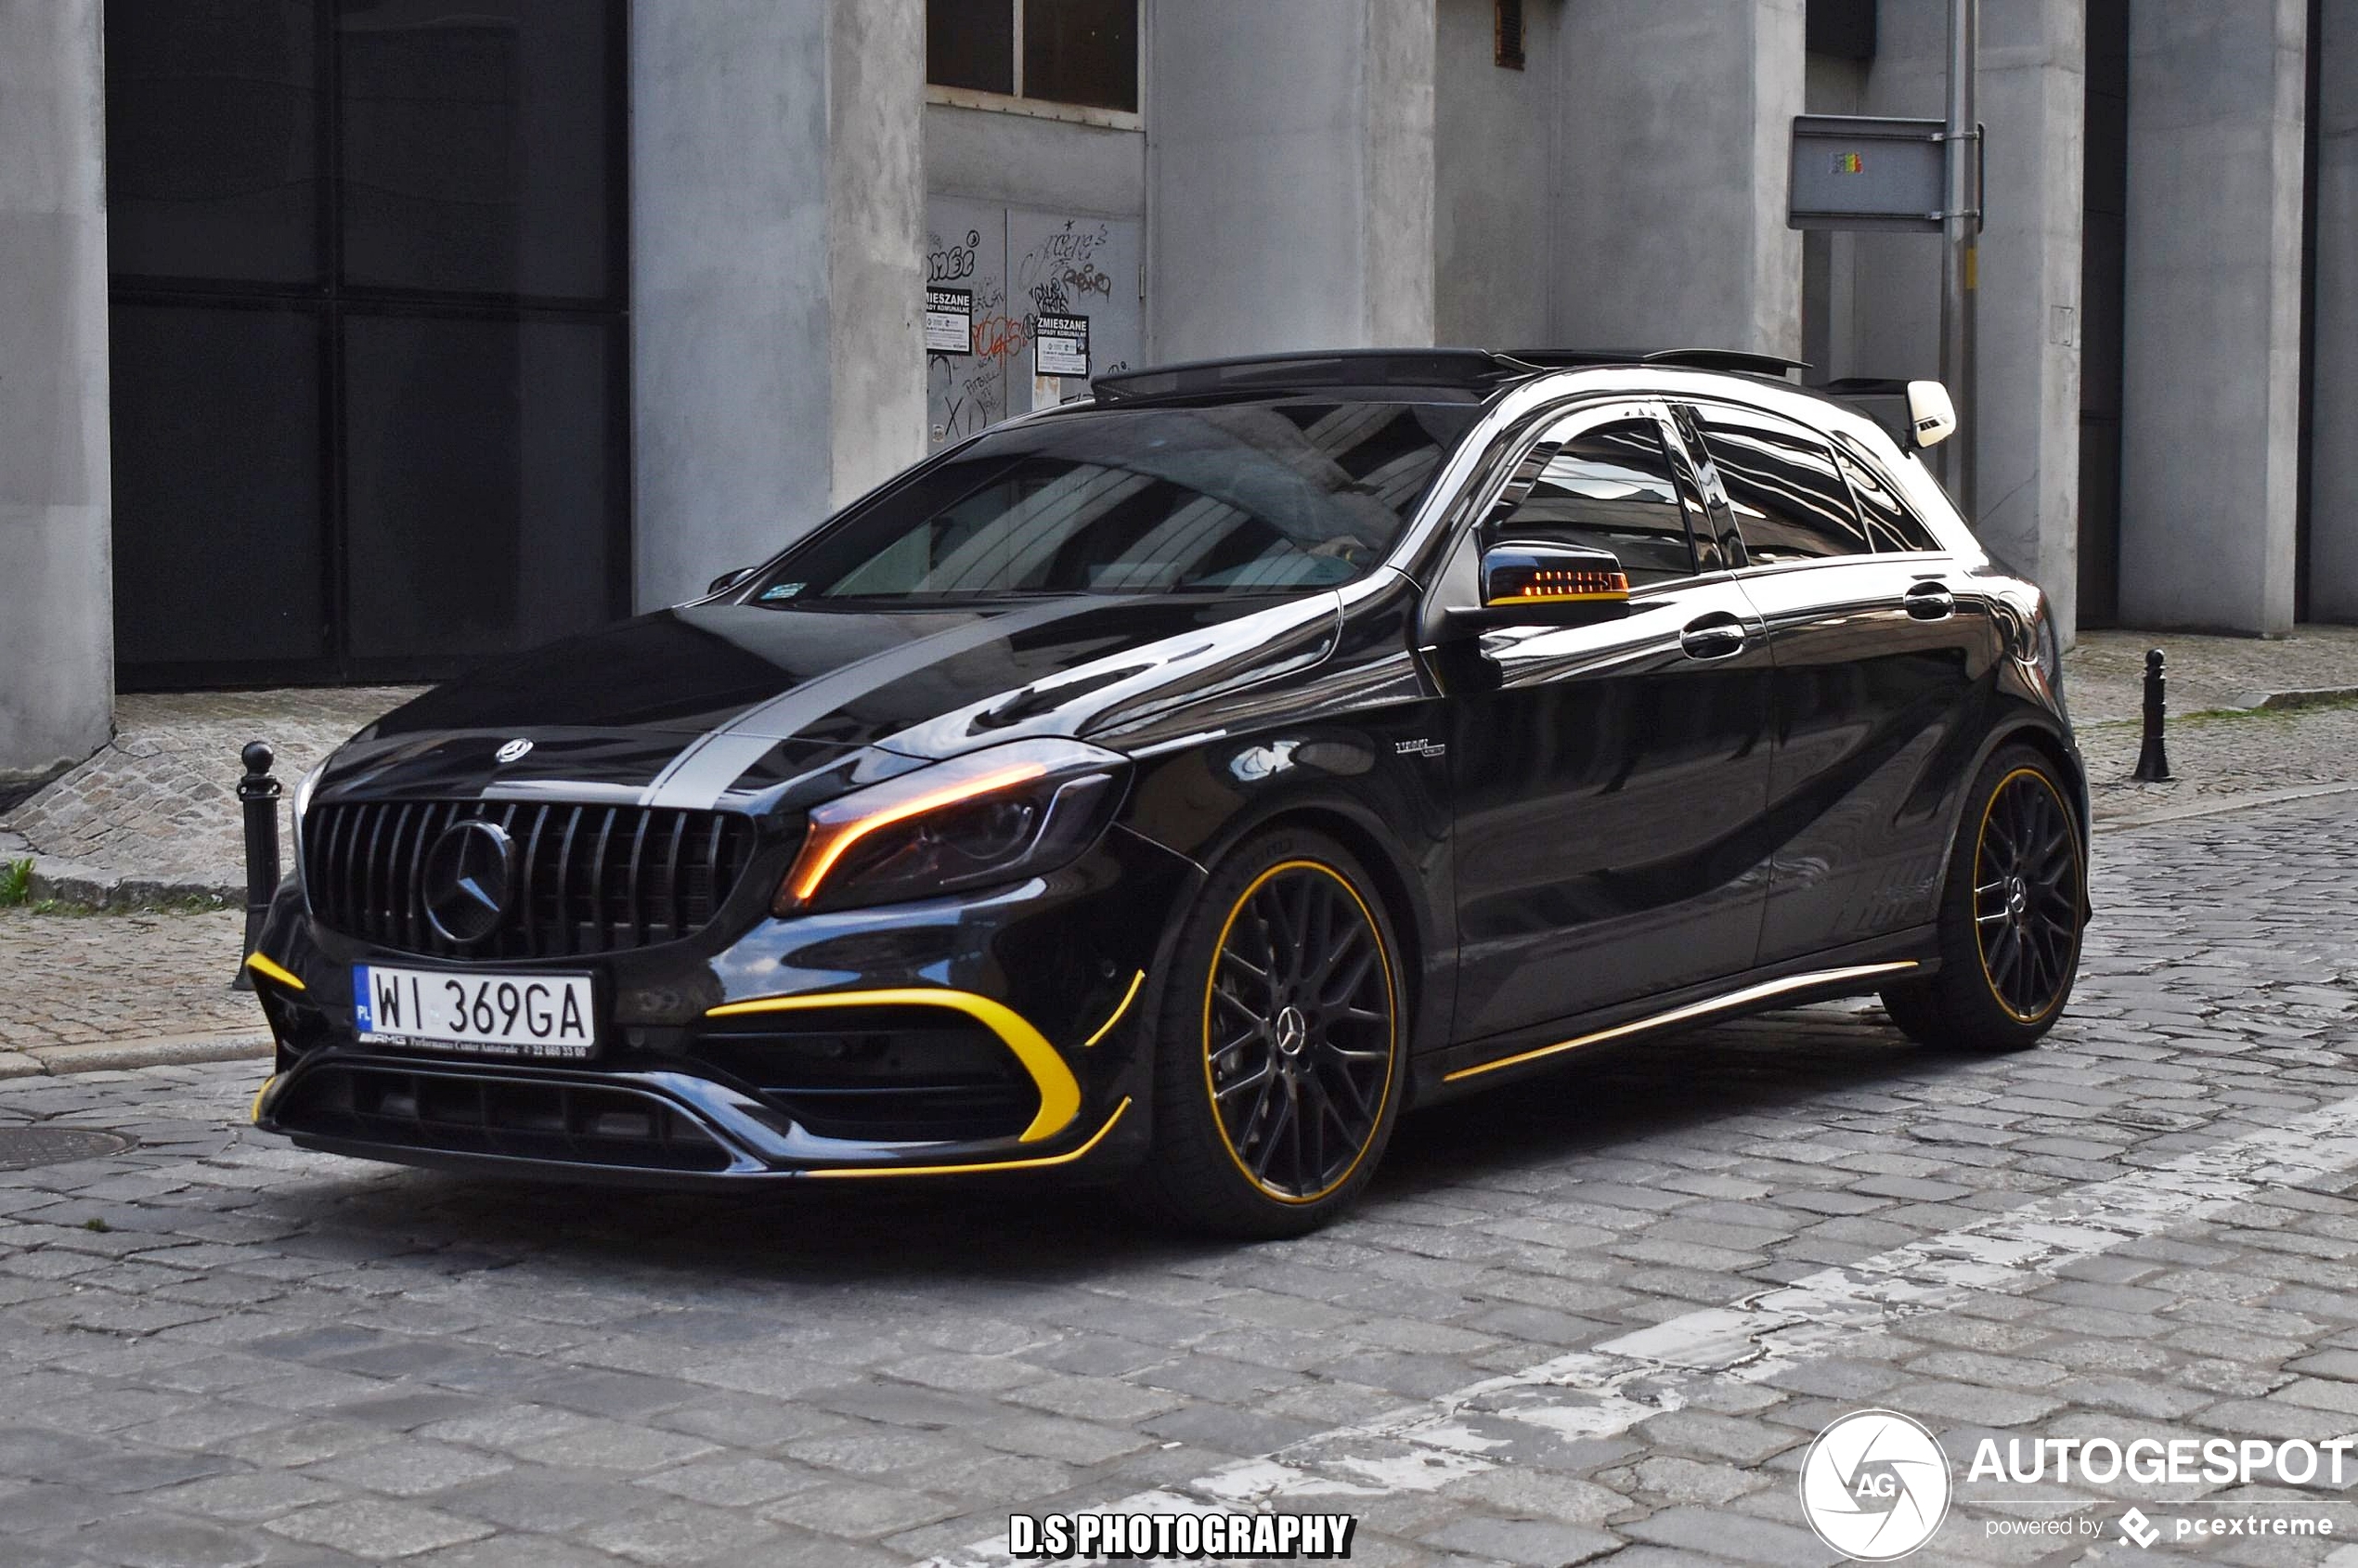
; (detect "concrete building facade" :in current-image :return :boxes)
[5,0,2354,789]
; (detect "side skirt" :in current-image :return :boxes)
[1410,927,1939,1106]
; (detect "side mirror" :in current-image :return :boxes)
[1456,540,1631,629]
[706,566,756,596]
[1906,380,1957,450]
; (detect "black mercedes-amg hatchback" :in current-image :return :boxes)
[248,348,2088,1236]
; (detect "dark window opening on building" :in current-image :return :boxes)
[104,0,630,689]
[927,0,1138,115]
[1495,0,1525,70]
[1805,0,1876,62]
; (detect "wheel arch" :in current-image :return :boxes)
[1169,794,1445,1059]
[1938,717,2092,917]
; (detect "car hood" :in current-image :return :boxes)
[317,593,1340,812]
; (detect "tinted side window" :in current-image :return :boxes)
[1694,412,1872,564]
[1490,420,1697,586]
[1835,447,1943,552]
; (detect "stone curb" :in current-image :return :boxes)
[2256,683,2358,712]
[0,1030,271,1082]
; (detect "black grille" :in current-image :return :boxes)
[276,1063,732,1172]
[304,799,759,959]
[691,1007,1037,1143]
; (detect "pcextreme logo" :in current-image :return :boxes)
[1798,1409,1953,1561]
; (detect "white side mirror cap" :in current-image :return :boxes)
[1906,380,1957,449]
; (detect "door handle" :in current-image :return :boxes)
[1904,581,1956,621]
[1679,616,1748,660]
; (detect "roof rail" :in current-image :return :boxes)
[1503,348,1813,378]
[1092,349,1526,404]
[1088,345,1816,407]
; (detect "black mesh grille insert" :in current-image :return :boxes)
[304,799,759,959]
[691,1007,1037,1143]
[276,1063,732,1172]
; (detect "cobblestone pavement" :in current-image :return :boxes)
[2067,626,2358,724]
[0,908,259,1061]
[0,791,2355,1566]
[1,689,421,900]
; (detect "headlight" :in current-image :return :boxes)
[775,738,1129,915]
[289,759,327,863]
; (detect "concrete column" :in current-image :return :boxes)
[2312,0,2358,622]
[1967,0,2086,641]
[0,0,112,795]
[1842,2,2085,644]
[1146,0,1436,359]
[2118,0,2308,635]
[1551,0,1807,356]
[630,0,926,610]
[1432,0,1555,345]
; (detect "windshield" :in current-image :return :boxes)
[749,399,1478,604]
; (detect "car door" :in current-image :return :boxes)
[1438,401,1777,1042]
[1680,400,1999,964]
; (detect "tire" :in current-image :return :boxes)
[1125,829,1407,1238]
[1880,743,2086,1052]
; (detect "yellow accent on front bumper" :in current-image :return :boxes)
[806,1097,1130,1178]
[243,952,305,991]
[1082,970,1146,1048]
[703,987,1082,1143]
[250,1076,277,1124]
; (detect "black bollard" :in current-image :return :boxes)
[232,741,282,991]
[2131,647,2171,783]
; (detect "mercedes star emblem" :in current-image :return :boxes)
[421,819,515,944]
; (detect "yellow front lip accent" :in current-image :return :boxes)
[805,1097,1129,1178]
[244,952,305,991]
[251,1075,278,1124]
[704,986,1082,1143]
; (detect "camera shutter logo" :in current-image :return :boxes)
[1798,1409,1951,1561]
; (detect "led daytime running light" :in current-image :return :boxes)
[783,760,1050,907]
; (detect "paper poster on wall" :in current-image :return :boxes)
[925,288,974,354]
[1034,314,1090,378]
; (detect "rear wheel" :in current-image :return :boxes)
[1127,830,1404,1238]
[1882,744,2085,1052]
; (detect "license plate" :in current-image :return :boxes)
[353,965,597,1059]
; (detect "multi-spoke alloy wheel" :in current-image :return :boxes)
[1971,769,2080,1022]
[1204,862,1396,1202]
[1883,744,2085,1053]
[1128,830,1404,1237]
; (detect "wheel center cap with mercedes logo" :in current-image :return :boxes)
[421,819,515,943]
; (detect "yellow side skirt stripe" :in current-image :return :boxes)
[1444,961,1920,1083]
[806,1097,1130,1179]
[704,987,1081,1143]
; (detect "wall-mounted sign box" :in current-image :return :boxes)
[1789,114,1949,233]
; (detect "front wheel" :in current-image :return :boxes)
[1882,744,2086,1052]
[1126,830,1406,1238]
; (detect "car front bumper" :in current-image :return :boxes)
[245,826,1198,1186]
